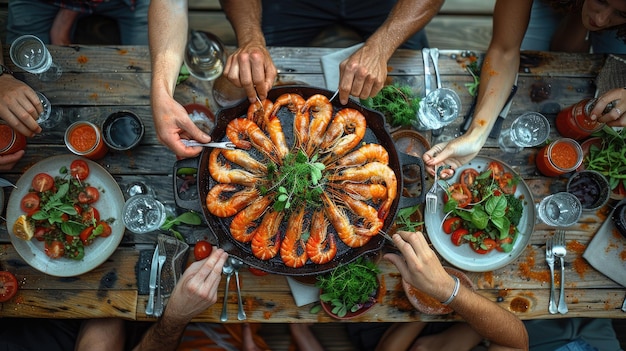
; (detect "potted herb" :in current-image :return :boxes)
[315,257,380,319]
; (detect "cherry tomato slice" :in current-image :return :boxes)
[70,159,90,181]
[451,228,468,246]
[32,173,54,193]
[97,222,112,238]
[78,186,100,204]
[0,271,18,302]
[445,183,472,208]
[20,192,40,216]
[442,216,462,234]
[459,169,480,186]
[79,226,95,246]
[82,206,100,224]
[498,172,518,195]
[496,236,514,252]
[193,240,213,261]
[45,240,65,259]
[487,161,505,181]
[471,238,497,254]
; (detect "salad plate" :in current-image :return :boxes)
[6,155,125,277]
[424,156,536,272]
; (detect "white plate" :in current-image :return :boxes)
[424,156,536,272]
[6,155,125,277]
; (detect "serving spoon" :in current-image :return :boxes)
[220,259,234,322]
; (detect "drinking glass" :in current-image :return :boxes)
[536,192,583,227]
[414,88,461,131]
[498,112,550,153]
[10,35,62,81]
[122,195,167,234]
[36,92,63,129]
[184,30,225,81]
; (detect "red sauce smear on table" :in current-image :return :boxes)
[509,297,530,313]
[567,240,590,278]
[68,124,97,152]
[518,247,550,283]
[550,142,578,169]
[77,55,88,64]
[620,250,626,261]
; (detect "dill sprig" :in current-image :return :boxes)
[262,149,326,211]
[361,84,421,127]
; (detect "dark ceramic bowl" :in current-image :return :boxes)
[101,110,144,151]
[566,170,610,211]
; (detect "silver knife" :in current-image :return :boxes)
[488,73,519,139]
[146,245,159,316]
[422,48,431,96]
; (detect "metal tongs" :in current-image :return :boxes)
[181,139,236,150]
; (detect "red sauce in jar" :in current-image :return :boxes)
[555,99,604,140]
[0,124,27,155]
[536,138,582,177]
[64,121,108,160]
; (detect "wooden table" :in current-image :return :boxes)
[1,46,625,322]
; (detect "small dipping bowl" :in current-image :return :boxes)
[102,111,145,151]
[566,170,610,211]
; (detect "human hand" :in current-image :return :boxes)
[50,8,79,45]
[223,43,277,103]
[384,231,455,303]
[151,93,210,158]
[591,87,626,127]
[0,76,42,137]
[0,150,25,171]
[337,46,388,105]
[422,133,483,177]
[164,247,228,323]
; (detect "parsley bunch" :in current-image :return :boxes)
[361,84,420,127]
[316,257,380,317]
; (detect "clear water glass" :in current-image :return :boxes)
[35,92,63,129]
[414,88,461,130]
[499,112,550,153]
[184,30,225,81]
[536,192,582,227]
[9,35,62,81]
[123,195,167,234]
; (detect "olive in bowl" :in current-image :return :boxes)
[566,170,610,211]
[611,202,626,239]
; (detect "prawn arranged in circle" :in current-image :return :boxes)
[206,93,398,268]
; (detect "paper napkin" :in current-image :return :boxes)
[582,200,626,287]
[286,276,320,307]
[320,43,364,91]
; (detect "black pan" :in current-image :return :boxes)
[175,85,425,275]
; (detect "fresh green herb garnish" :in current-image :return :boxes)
[160,211,203,242]
[262,149,326,212]
[465,61,481,97]
[316,257,380,318]
[361,84,420,127]
[587,127,626,191]
[395,205,423,232]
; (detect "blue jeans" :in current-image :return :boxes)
[6,0,150,45]
[260,0,428,49]
[521,0,625,54]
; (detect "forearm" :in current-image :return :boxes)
[220,0,265,47]
[132,314,190,351]
[448,286,528,349]
[149,0,188,99]
[364,0,443,61]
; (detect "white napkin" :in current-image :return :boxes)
[286,276,319,307]
[320,43,364,91]
[582,200,626,287]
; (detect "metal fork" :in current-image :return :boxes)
[425,166,439,213]
[553,229,568,314]
[545,237,558,314]
[154,247,167,317]
[181,139,236,150]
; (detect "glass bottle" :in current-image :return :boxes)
[183,30,225,81]
[555,98,605,140]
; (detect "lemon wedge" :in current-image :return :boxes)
[13,215,34,241]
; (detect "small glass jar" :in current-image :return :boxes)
[555,99,605,140]
[536,138,583,177]
[64,121,108,160]
[0,124,27,156]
